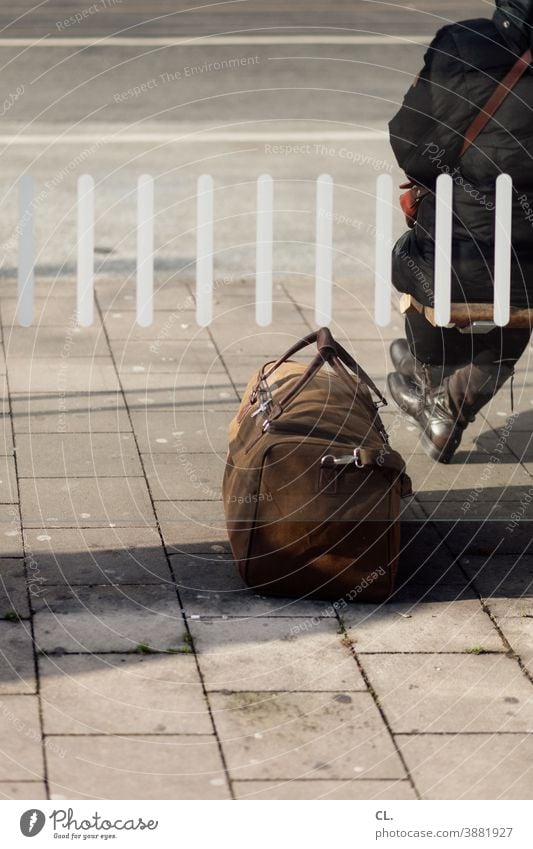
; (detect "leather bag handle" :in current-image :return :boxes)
[253,328,388,430]
[252,327,387,407]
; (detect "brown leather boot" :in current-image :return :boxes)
[387,354,514,464]
[389,338,455,382]
[387,369,463,463]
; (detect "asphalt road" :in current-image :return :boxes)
[0,1,492,278]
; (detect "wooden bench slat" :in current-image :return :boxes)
[399,294,533,329]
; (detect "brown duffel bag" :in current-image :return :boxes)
[222,328,412,602]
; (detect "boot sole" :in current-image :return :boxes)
[387,374,462,464]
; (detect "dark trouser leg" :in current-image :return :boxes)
[405,311,531,370]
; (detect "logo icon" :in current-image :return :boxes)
[20,810,46,837]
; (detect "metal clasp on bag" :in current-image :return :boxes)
[321,448,364,468]
[251,401,271,418]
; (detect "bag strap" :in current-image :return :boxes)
[253,327,387,407]
[460,48,532,156]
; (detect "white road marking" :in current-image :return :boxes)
[315,174,333,326]
[494,173,513,327]
[77,174,94,327]
[136,174,154,327]
[196,174,214,328]
[255,174,273,327]
[0,130,389,145]
[0,35,431,47]
[434,174,454,327]
[374,173,393,327]
[17,175,34,327]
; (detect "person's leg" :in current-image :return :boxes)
[404,311,473,367]
[393,313,531,373]
[390,312,474,383]
[446,326,531,429]
[388,316,531,463]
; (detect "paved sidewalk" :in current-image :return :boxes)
[0,273,532,800]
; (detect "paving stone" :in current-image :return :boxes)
[409,454,533,501]
[363,653,533,733]
[0,696,44,780]
[0,415,14,454]
[172,554,334,618]
[16,433,143,478]
[143,453,223,501]
[40,653,211,735]
[435,521,533,557]
[484,597,533,619]
[283,279,377,310]
[45,735,229,799]
[0,621,36,693]
[461,554,533,597]
[397,733,533,800]
[7,359,120,394]
[0,456,17,503]
[190,617,364,691]
[209,324,310,356]
[233,778,416,800]
[155,500,230,552]
[4,326,109,358]
[2,298,97,327]
[122,371,238,412]
[300,308,402,343]
[0,559,30,617]
[210,691,405,780]
[20,477,156,528]
[344,600,505,653]
[0,278,78,300]
[0,781,47,799]
[0,508,23,556]
[11,391,131,434]
[33,584,185,654]
[113,339,225,374]
[485,614,533,679]
[420,501,529,522]
[95,277,193,312]
[103,310,203,341]
[396,521,463,600]
[131,410,232,454]
[210,301,304,326]
[24,527,170,586]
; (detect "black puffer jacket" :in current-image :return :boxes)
[389,0,533,308]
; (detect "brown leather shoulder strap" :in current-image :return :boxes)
[460,48,532,156]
